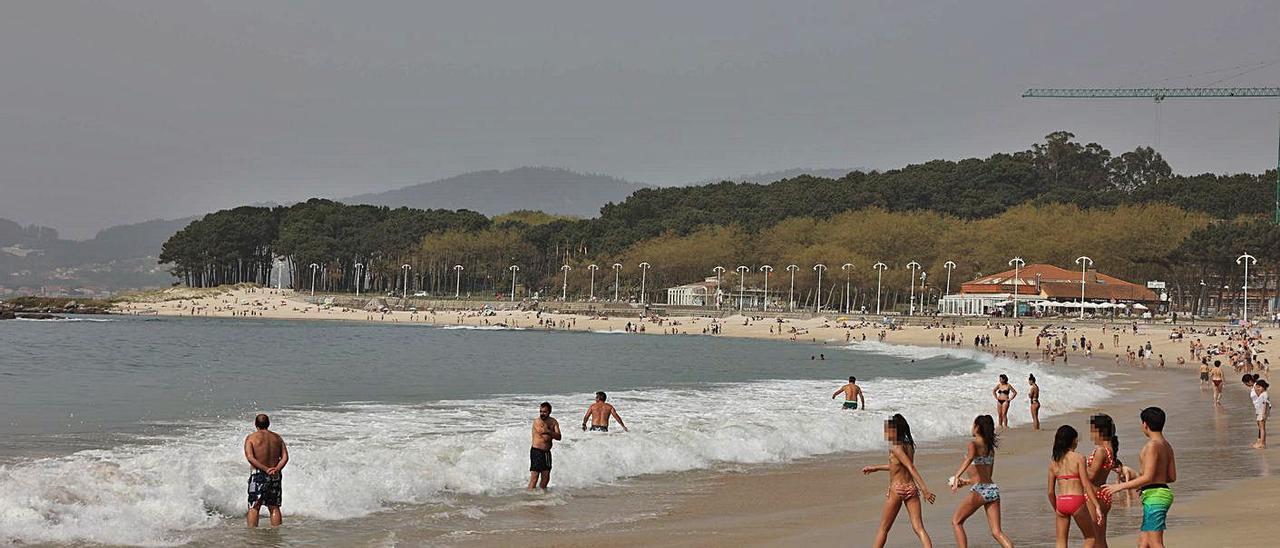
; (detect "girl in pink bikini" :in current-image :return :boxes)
[1086,414,1121,546]
[863,414,937,547]
[1048,425,1103,546]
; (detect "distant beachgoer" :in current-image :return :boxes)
[1253,380,1271,449]
[863,414,936,547]
[1087,414,1121,544]
[1028,375,1041,431]
[1211,361,1225,403]
[528,402,562,490]
[582,391,628,432]
[1101,407,1176,547]
[1199,360,1211,389]
[832,376,866,410]
[948,415,1013,548]
[1047,425,1103,546]
[992,375,1017,431]
[244,413,289,528]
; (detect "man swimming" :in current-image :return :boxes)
[832,376,866,410]
[528,402,562,490]
[1102,407,1176,547]
[582,391,629,432]
[244,413,289,528]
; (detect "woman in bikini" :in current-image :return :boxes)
[863,414,937,547]
[992,374,1017,431]
[1086,414,1120,547]
[949,415,1014,548]
[1028,374,1041,431]
[1048,425,1103,547]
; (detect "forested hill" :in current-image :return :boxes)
[343,167,649,218]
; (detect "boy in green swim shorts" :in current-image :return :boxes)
[1102,407,1176,547]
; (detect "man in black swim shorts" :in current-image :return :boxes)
[528,402,561,490]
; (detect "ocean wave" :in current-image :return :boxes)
[13,317,114,322]
[438,325,524,331]
[0,345,1109,545]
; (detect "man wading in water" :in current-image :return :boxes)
[244,413,289,527]
[832,376,866,410]
[529,402,562,490]
[582,391,629,432]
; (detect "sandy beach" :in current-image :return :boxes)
[115,288,1279,546]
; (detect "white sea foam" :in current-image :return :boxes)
[438,325,524,331]
[0,344,1109,545]
[14,317,114,322]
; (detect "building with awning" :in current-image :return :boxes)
[939,263,1159,316]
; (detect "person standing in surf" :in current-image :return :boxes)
[992,375,1017,431]
[1028,374,1041,431]
[528,402,562,490]
[862,414,936,547]
[1047,425,1103,546]
[948,415,1013,548]
[244,413,289,528]
[832,376,866,410]
[581,391,628,432]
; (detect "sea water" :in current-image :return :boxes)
[0,317,1110,545]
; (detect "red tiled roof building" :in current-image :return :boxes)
[940,263,1158,316]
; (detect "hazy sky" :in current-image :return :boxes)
[3,1,1279,238]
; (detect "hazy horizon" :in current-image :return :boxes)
[3,1,1279,237]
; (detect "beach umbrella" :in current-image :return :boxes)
[1132,303,1149,310]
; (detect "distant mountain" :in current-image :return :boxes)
[343,167,650,218]
[686,168,862,187]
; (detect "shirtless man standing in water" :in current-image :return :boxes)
[582,391,628,432]
[244,413,289,527]
[528,402,562,490]
[832,376,866,410]
[1103,407,1176,548]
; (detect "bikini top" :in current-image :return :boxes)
[997,389,1010,395]
[973,453,995,465]
[1055,474,1080,481]
[1086,446,1117,471]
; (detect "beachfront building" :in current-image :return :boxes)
[665,277,775,309]
[938,263,1159,317]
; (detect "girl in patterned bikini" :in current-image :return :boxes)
[949,415,1014,548]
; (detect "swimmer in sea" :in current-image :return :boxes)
[581,391,628,432]
[863,414,935,547]
[832,376,866,410]
[992,375,1017,431]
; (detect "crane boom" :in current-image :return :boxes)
[1022,86,1280,223]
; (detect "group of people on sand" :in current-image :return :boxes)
[865,407,1176,548]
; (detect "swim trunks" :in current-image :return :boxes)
[530,447,553,472]
[971,482,1000,503]
[589,425,608,432]
[1139,484,1174,532]
[247,470,282,508]
[1200,372,1209,381]
[842,401,859,410]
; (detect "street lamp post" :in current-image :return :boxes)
[638,262,651,305]
[1075,256,1093,319]
[401,264,412,301]
[873,262,887,314]
[786,264,799,312]
[906,261,921,316]
[943,260,956,296]
[736,266,749,311]
[841,263,854,314]
[453,264,464,298]
[813,264,827,313]
[309,263,320,296]
[713,266,726,309]
[561,264,572,301]
[920,271,928,313]
[1008,257,1025,319]
[760,265,773,312]
[354,262,364,297]
[1238,253,1258,324]
[509,265,520,302]
[587,264,599,301]
[612,263,622,301]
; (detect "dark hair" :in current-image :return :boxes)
[540,401,552,411]
[998,374,1008,383]
[1214,360,1221,367]
[1028,374,1036,383]
[886,414,915,447]
[1052,425,1078,462]
[254,413,270,429]
[596,391,607,401]
[974,415,997,454]
[1140,407,1166,432]
[1258,380,1270,389]
[1090,414,1119,458]
[1244,374,1255,383]
[849,376,856,383]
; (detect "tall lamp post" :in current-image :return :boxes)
[1075,256,1093,319]
[873,262,887,314]
[906,261,921,316]
[401,264,412,301]
[561,264,572,301]
[1238,253,1257,324]
[813,264,828,313]
[612,263,622,301]
[354,262,364,297]
[841,263,855,314]
[453,264,464,298]
[920,271,928,313]
[736,265,749,311]
[760,265,773,312]
[638,262,651,305]
[786,264,799,312]
[1008,257,1025,318]
[713,266,726,309]
[587,264,599,301]
[508,265,520,302]
[943,260,956,296]
[309,263,320,296]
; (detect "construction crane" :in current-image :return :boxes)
[1022,87,1280,223]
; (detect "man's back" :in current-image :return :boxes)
[246,430,285,471]
[588,402,615,426]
